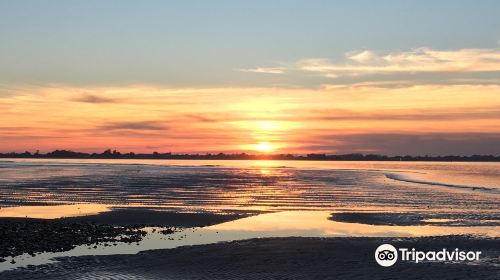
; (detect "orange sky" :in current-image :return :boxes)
[1,83,500,155]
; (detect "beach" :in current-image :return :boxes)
[1,236,499,280]
[0,159,498,278]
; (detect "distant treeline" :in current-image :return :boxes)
[1,149,499,162]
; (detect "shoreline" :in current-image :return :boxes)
[0,209,251,260]
[2,157,500,162]
[1,209,498,264]
[0,208,498,278]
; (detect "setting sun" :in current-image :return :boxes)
[253,142,274,153]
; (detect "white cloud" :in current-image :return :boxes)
[297,48,500,78]
[346,50,378,64]
[239,67,285,74]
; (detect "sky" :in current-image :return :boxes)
[1,0,500,155]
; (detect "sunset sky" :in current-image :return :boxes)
[1,0,500,155]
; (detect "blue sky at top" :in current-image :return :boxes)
[1,0,499,87]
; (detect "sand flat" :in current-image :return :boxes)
[1,236,498,280]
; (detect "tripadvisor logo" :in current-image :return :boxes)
[375,244,482,267]
[375,244,398,267]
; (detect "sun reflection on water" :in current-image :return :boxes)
[0,204,110,219]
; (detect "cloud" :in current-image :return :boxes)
[72,93,118,103]
[184,114,220,123]
[239,67,286,74]
[96,121,169,131]
[298,133,500,156]
[305,107,500,122]
[346,50,378,64]
[297,48,500,78]
[243,48,500,85]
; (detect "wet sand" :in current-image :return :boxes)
[0,209,250,260]
[1,236,498,280]
[59,208,253,227]
[330,212,500,226]
[0,160,498,278]
[2,160,499,214]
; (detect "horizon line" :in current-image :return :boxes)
[1,149,500,161]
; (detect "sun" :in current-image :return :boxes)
[254,142,274,153]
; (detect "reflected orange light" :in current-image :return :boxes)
[259,168,271,175]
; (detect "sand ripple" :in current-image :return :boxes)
[0,163,498,213]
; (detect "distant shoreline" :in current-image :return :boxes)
[1,149,500,162]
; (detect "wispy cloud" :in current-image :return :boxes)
[96,121,169,131]
[243,48,500,83]
[297,48,500,77]
[303,107,500,122]
[239,67,286,74]
[72,93,119,104]
[183,114,220,123]
[345,50,378,64]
